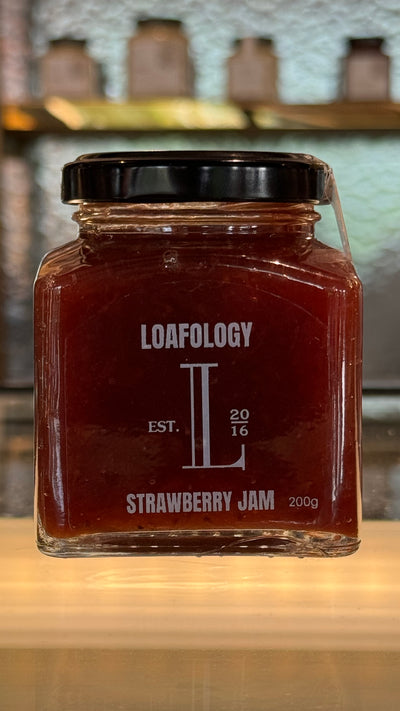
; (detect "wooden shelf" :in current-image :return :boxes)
[2,517,400,708]
[3,98,400,133]
[1,518,400,651]
[253,100,400,130]
[2,98,248,133]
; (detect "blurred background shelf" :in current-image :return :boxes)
[4,99,400,134]
[2,99,248,133]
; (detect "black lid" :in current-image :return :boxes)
[234,37,274,47]
[61,151,333,204]
[348,37,384,50]
[50,37,87,48]
[137,17,183,28]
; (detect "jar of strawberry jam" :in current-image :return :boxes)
[34,151,362,557]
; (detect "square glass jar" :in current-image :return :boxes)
[34,152,362,557]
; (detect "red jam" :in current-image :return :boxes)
[34,153,362,557]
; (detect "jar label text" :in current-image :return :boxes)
[126,489,275,514]
[140,321,253,349]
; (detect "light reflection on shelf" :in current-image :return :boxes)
[0,519,399,652]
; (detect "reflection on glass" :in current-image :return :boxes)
[0,390,399,521]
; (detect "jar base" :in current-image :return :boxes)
[37,525,360,558]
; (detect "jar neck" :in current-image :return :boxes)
[73,202,320,237]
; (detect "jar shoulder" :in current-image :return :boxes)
[34,235,360,293]
[35,239,84,282]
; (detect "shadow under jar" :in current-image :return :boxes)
[34,151,362,558]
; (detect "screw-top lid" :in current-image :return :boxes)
[136,17,183,28]
[233,37,274,47]
[348,37,384,50]
[61,151,333,204]
[50,37,87,48]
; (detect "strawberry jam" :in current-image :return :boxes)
[34,152,362,557]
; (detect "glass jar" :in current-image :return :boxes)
[227,37,279,106]
[341,37,390,102]
[34,151,362,558]
[127,18,193,98]
[39,38,101,99]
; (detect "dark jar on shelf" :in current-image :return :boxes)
[341,37,390,101]
[38,38,101,99]
[34,151,362,558]
[227,37,279,106]
[127,18,193,98]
